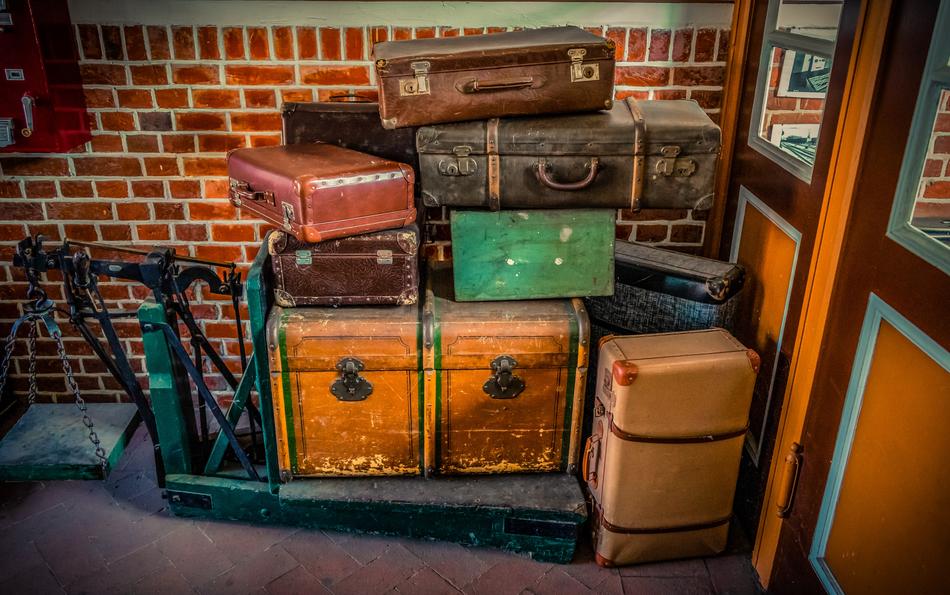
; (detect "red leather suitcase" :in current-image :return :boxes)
[227,144,416,244]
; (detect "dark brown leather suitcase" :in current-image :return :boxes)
[281,100,420,183]
[416,99,720,211]
[268,225,420,307]
[227,143,416,244]
[372,26,615,129]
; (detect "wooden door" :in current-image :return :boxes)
[767,0,950,591]
[717,0,862,533]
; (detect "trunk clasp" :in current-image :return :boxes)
[438,145,478,176]
[331,357,373,401]
[400,61,431,96]
[568,48,600,83]
[483,355,526,399]
[655,145,698,178]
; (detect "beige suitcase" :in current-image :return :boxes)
[585,330,759,566]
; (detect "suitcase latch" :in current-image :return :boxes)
[568,48,600,83]
[483,355,526,399]
[655,145,698,178]
[229,180,275,207]
[400,61,431,96]
[438,146,478,176]
[281,202,295,231]
[330,357,373,401]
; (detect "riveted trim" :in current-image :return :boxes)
[611,359,638,386]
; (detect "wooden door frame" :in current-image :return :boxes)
[749,0,894,586]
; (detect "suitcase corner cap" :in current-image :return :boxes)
[611,359,638,386]
[746,349,762,375]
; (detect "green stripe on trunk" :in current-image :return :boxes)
[560,301,579,470]
[277,308,298,474]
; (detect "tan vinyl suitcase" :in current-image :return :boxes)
[585,330,759,566]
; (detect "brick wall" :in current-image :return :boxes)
[758,47,825,144]
[913,89,950,224]
[0,21,728,404]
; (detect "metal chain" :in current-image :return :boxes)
[27,320,38,405]
[51,328,108,470]
[0,323,19,399]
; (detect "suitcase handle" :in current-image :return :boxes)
[582,436,600,485]
[534,157,601,191]
[456,76,536,93]
[229,181,275,207]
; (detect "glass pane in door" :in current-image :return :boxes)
[910,88,950,246]
[776,0,843,41]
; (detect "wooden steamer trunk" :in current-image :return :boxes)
[586,330,759,566]
[373,26,615,129]
[424,264,590,475]
[267,305,422,478]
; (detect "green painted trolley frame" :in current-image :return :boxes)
[138,241,588,563]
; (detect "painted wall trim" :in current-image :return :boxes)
[730,185,802,465]
[808,292,950,594]
[67,1,734,27]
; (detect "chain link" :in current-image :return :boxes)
[0,323,19,400]
[52,329,108,470]
[27,320,38,405]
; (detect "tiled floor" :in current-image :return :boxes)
[0,428,762,594]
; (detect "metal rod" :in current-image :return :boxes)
[65,239,233,269]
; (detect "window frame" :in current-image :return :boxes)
[886,0,950,275]
[747,0,840,183]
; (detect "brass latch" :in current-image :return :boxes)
[281,202,295,232]
[482,355,526,399]
[655,145,698,178]
[330,357,373,401]
[568,48,600,83]
[438,145,478,176]
[776,442,803,518]
[400,61,431,96]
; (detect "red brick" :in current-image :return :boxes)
[923,158,943,177]
[288,27,314,60]
[273,26,294,59]
[154,88,189,109]
[0,157,69,176]
[211,223,256,242]
[172,26,196,59]
[923,180,950,198]
[80,64,128,85]
[694,28,718,62]
[371,26,389,45]
[0,223,25,238]
[635,224,668,242]
[934,135,950,154]
[414,27,435,39]
[83,88,115,108]
[769,112,823,125]
[98,112,135,131]
[156,202,186,221]
[615,89,649,100]
[626,27,647,63]
[176,112,227,131]
[801,98,825,110]
[59,180,94,197]
[249,134,281,147]
[616,66,670,87]
[183,157,227,176]
[672,28,693,62]
[189,201,234,220]
[197,26,220,60]
[766,95,798,110]
[197,134,245,152]
[717,29,730,61]
[225,65,295,85]
[652,89,686,101]
[393,27,412,41]
[605,28,625,61]
[193,89,241,108]
[345,27,364,59]
[115,202,150,220]
[673,66,724,86]
[0,180,22,198]
[615,224,633,241]
[244,89,277,108]
[24,180,56,198]
[486,27,507,34]
[126,134,160,152]
[136,224,171,241]
[87,134,121,153]
[124,26,148,60]
[320,27,341,60]
[131,180,165,197]
[101,25,124,60]
[100,224,133,241]
[175,224,208,241]
[204,179,230,198]
[130,64,168,85]
[300,65,370,85]
[279,88,311,103]
[195,245,244,264]
[247,27,269,59]
[173,64,219,84]
[144,157,180,176]
[73,156,142,177]
[162,134,196,153]
[460,28,482,36]
[934,113,950,132]
[147,26,171,60]
[96,180,129,198]
[669,224,704,243]
[223,27,245,59]
[63,224,99,242]
[0,202,43,220]
[440,27,460,38]
[649,29,671,61]
[168,179,201,198]
[231,112,281,132]
[78,24,102,59]
[116,89,153,108]
[47,202,113,221]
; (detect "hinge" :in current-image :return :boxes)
[400,61,431,96]
[776,442,802,518]
[568,48,600,83]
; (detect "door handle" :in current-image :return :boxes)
[21,94,34,138]
[776,442,802,518]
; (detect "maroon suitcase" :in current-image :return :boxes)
[372,26,615,129]
[227,143,416,244]
[268,225,420,306]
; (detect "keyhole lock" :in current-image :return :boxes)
[482,355,526,399]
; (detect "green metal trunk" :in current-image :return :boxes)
[450,209,615,301]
